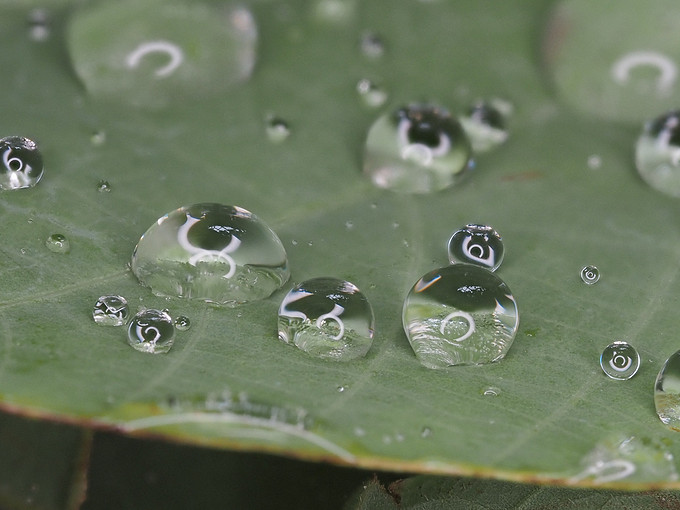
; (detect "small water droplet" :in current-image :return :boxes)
[28,9,50,42]
[363,104,472,193]
[336,385,347,393]
[395,432,405,442]
[90,131,106,146]
[27,218,33,224]
[587,154,602,169]
[655,350,680,428]
[265,116,291,143]
[344,220,354,230]
[635,110,680,196]
[307,241,314,247]
[127,309,175,354]
[174,315,191,331]
[278,277,375,361]
[459,100,509,152]
[20,248,27,255]
[131,203,289,306]
[403,264,519,368]
[482,386,501,397]
[447,224,504,271]
[0,136,44,190]
[291,239,298,246]
[600,341,640,380]
[359,31,385,58]
[356,79,388,108]
[313,0,356,23]
[97,180,112,193]
[580,265,600,285]
[354,426,366,437]
[93,295,129,326]
[420,426,432,438]
[382,434,392,444]
[45,233,70,254]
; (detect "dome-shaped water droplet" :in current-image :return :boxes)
[93,295,129,326]
[131,204,289,306]
[655,350,680,429]
[127,309,175,354]
[635,110,680,197]
[0,136,44,190]
[363,104,472,193]
[482,386,501,397]
[96,180,112,193]
[402,264,519,368]
[265,117,291,143]
[447,224,504,271]
[90,131,106,146]
[600,341,640,380]
[45,234,70,254]
[278,277,375,361]
[580,265,600,284]
[356,79,388,108]
[174,315,191,331]
[459,100,510,152]
[359,31,385,58]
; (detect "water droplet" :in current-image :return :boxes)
[45,234,70,254]
[600,341,640,380]
[580,265,600,285]
[356,79,388,108]
[482,386,501,397]
[131,203,289,306]
[174,315,191,331]
[337,385,347,393]
[635,110,680,197]
[363,104,472,193]
[313,0,356,23]
[354,426,366,437]
[459,100,509,152]
[90,131,106,146]
[344,221,354,230]
[359,31,385,58]
[93,295,129,326]
[28,9,50,42]
[278,277,375,361]
[420,426,432,438]
[395,432,405,442]
[402,264,519,368]
[655,350,680,428]
[96,180,112,193]
[0,136,44,190]
[447,224,504,271]
[127,309,175,354]
[265,117,290,143]
[587,154,602,169]
[20,248,27,255]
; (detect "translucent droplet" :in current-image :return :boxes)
[420,426,432,438]
[587,154,602,169]
[359,31,385,58]
[356,79,388,108]
[28,9,50,42]
[447,224,504,271]
[93,295,129,326]
[313,0,356,23]
[97,180,112,193]
[482,386,501,397]
[265,117,291,143]
[459,100,509,152]
[127,309,175,354]
[635,110,680,197]
[600,341,640,380]
[174,315,191,331]
[580,265,600,285]
[402,264,519,369]
[45,234,70,254]
[363,104,472,193]
[336,385,347,393]
[90,131,106,146]
[278,277,375,361]
[0,136,44,190]
[655,350,680,429]
[131,203,289,306]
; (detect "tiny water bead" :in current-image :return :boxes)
[127,309,175,354]
[600,341,640,380]
[278,277,375,361]
[0,136,44,190]
[96,180,111,193]
[363,104,472,193]
[447,224,504,271]
[635,110,680,197]
[265,117,291,143]
[359,31,385,58]
[28,9,50,42]
[402,264,519,368]
[131,203,289,306]
[45,234,70,254]
[356,79,388,108]
[655,350,680,429]
[459,100,509,152]
[174,315,191,331]
[92,295,129,326]
[580,265,600,285]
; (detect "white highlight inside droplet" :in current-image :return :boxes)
[126,40,184,78]
[611,51,677,94]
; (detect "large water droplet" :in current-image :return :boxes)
[131,204,289,306]
[655,350,680,429]
[635,110,680,197]
[127,309,175,354]
[0,136,44,190]
[459,100,510,152]
[45,234,70,254]
[447,224,504,271]
[278,277,375,361]
[363,104,472,193]
[580,265,600,285]
[93,295,129,326]
[600,341,640,380]
[402,264,519,368]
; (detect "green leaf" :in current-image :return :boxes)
[3,0,680,490]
